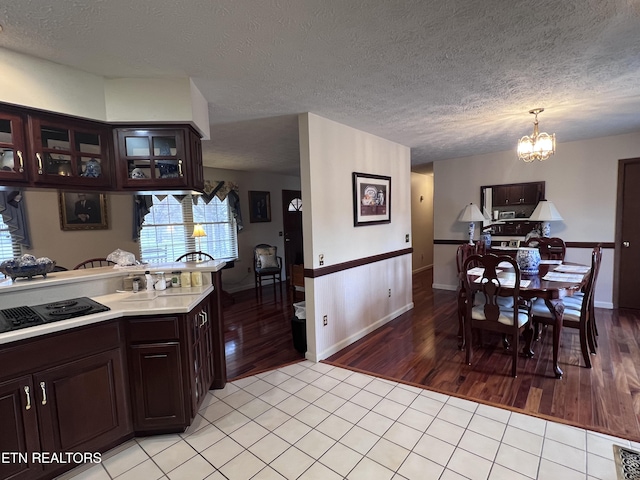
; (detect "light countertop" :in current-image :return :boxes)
[0,285,213,346]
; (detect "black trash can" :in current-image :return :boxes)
[291,301,307,353]
[291,316,307,353]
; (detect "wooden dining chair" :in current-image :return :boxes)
[456,244,482,349]
[175,251,214,262]
[254,244,282,297]
[523,237,566,261]
[561,244,602,350]
[73,258,116,269]
[462,253,531,377]
[289,264,305,303]
[529,245,600,370]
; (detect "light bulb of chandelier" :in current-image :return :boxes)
[517,109,556,162]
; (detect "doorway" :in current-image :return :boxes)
[281,190,303,279]
[616,158,640,309]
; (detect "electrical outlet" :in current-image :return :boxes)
[323,315,328,326]
[319,254,324,266]
[388,288,391,297]
[405,234,410,243]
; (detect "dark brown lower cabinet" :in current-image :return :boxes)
[0,376,42,480]
[126,296,215,434]
[128,342,186,432]
[0,324,131,480]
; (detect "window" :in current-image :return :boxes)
[139,194,238,263]
[0,216,21,263]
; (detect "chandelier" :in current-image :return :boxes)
[517,108,556,162]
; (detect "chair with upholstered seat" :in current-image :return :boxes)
[175,251,214,262]
[254,244,282,297]
[462,253,531,377]
[73,258,116,269]
[529,245,600,370]
[456,244,480,349]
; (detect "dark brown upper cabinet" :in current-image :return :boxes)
[492,182,543,206]
[0,109,30,184]
[0,102,204,193]
[28,114,114,189]
[114,126,204,191]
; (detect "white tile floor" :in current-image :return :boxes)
[56,361,633,480]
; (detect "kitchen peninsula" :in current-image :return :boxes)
[0,261,227,480]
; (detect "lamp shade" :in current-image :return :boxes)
[191,224,206,238]
[458,203,485,222]
[529,200,563,221]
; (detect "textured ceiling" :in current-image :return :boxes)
[1,0,640,175]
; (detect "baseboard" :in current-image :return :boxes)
[412,264,433,274]
[316,302,414,361]
[595,301,614,310]
[433,284,457,291]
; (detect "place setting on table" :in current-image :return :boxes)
[463,249,594,379]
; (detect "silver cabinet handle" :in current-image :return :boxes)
[17,150,24,173]
[199,311,206,327]
[203,310,208,325]
[623,241,630,248]
[24,386,31,410]
[36,153,44,174]
[178,159,183,176]
[144,354,168,359]
[40,381,47,405]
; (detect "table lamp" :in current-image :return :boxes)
[529,200,563,237]
[458,203,486,245]
[191,224,207,261]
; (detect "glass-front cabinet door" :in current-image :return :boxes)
[115,128,188,189]
[28,116,112,188]
[0,111,29,183]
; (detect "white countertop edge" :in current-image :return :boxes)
[0,285,213,346]
[0,260,226,293]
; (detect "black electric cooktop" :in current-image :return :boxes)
[0,297,110,334]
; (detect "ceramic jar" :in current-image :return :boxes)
[516,247,541,274]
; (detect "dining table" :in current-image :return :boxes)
[467,258,591,379]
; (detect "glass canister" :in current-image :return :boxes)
[180,271,192,287]
[191,271,202,287]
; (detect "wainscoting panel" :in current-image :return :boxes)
[307,254,413,361]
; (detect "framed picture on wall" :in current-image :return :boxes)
[352,172,391,226]
[58,192,109,231]
[248,190,271,223]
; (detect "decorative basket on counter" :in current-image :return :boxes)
[0,255,56,281]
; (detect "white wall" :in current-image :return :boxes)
[0,48,209,136]
[0,48,107,120]
[22,190,138,271]
[202,167,301,293]
[299,113,413,361]
[432,131,640,309]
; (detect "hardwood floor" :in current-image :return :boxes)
[223,270,640,442]
[224,284,305,379]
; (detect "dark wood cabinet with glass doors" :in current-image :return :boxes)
[114,126,203,190]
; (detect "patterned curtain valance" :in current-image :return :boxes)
[0,190,31,249]
[132,181,244,241]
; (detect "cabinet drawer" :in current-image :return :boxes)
[127,317,180,343]
[0,321,122,381]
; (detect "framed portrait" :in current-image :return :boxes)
[509,239,521,248]
[58,192,109,231]
[353,172,391,226]
[248,190,271,223]
[499,211,516,220]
